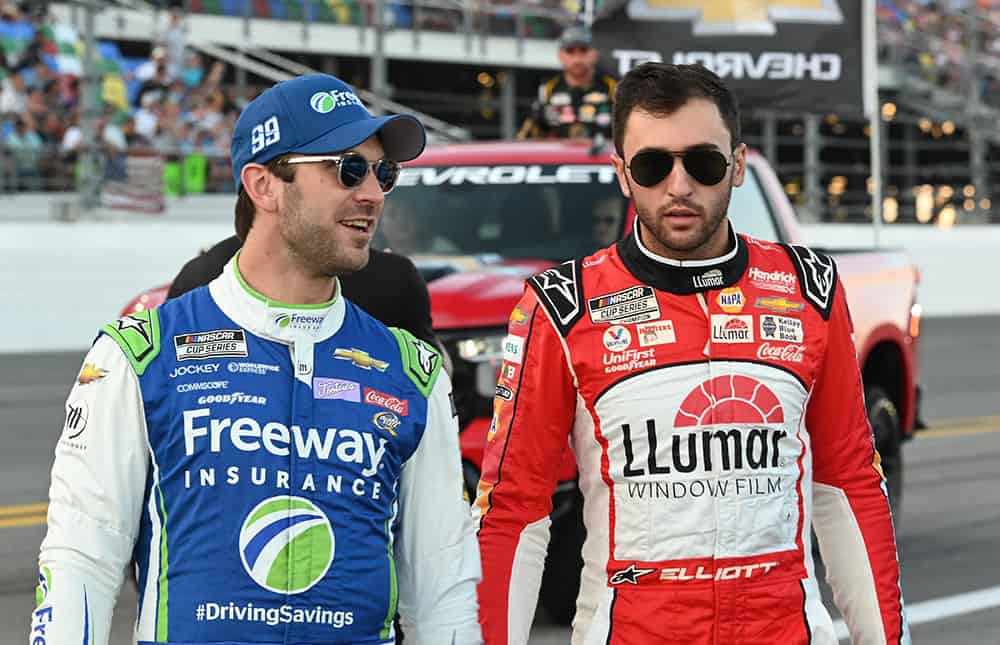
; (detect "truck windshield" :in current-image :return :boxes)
[373,163,780,260]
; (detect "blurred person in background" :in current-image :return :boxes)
[29,72,480,644]
[517,25,616,140]
[5,114,42,189]
[0,71,27,114]
[379,200,459,256]
[591,194,625,247]
[476,62,909,645]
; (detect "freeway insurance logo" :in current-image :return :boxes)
[239,496,334,594]
[627,0,844,35]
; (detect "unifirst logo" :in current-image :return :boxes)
[183,408,387,477]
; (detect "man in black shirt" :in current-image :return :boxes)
[167,234,437,347]
[517,25,617,140]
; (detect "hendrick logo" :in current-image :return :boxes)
[748,267,797,294]
[175,330,248,361]
[692,269,724,289]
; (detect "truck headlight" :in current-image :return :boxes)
[454,333,506,399]
[456,334,505,362]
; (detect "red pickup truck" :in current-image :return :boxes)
[122,139,923,623]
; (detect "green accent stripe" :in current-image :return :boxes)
[389,328,442,398]
[100,310,161,376]
[231,252,339,310]
[379,516,398,640]
[155,485,169,641]
[247,497,314,525]
[35,566,51,608]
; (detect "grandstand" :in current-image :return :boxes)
[0,0,997,224]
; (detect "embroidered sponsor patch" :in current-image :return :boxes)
[588,285,661,324]
[754,296,804,313]
[759,315,804,343]
[637,320,676,347]
[748,267,797,294]
[710,315,754,344]
[314,378,361,402]
[528,260,584,335]
[77,363,108,385]
[717,287,745,313]
[603,325,632,352]
[373,411,401,436]
[502,335,525,365]
[175,330,248,361]
[364,387,409,416]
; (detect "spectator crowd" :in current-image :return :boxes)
[878,0,1000,107]
[0,5,242,191]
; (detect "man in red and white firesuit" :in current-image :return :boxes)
[474,62,909,645]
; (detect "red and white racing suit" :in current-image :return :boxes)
[474,227,909,645]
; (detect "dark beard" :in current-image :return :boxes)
[631,174,734,256]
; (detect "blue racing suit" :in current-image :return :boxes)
[30,257,482,645]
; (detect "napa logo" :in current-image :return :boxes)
[273,312,326,332]
[310,89,365,114]
[239,496,334,594]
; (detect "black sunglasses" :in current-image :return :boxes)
[628,148,732,187]
[283,153,401,193]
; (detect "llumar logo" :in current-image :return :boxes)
[628,0,844,35]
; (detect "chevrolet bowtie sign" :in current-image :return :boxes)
[629,0,844,36]
[593,0,863,111]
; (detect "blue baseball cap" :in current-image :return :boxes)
[230,73,426,191]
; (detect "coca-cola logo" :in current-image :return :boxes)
[757,342,806,363]
[364,388,409,416]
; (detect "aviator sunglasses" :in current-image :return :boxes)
[628,148,732,188]
[282,153,401,194]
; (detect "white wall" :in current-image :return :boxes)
[800,224,1000,320]
[1,195,996,354]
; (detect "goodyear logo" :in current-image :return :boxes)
[628,0,844,35]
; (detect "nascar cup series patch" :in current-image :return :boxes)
[239,496,334,594]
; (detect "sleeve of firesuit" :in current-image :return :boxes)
[30,335,149,645]
[808,280,910,645]
[473,291,577,645]
[396,369,484,645]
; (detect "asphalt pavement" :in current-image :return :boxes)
[2,316,999,643]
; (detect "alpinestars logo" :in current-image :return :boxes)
[786,245,836,317]
[610,563,656,585]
